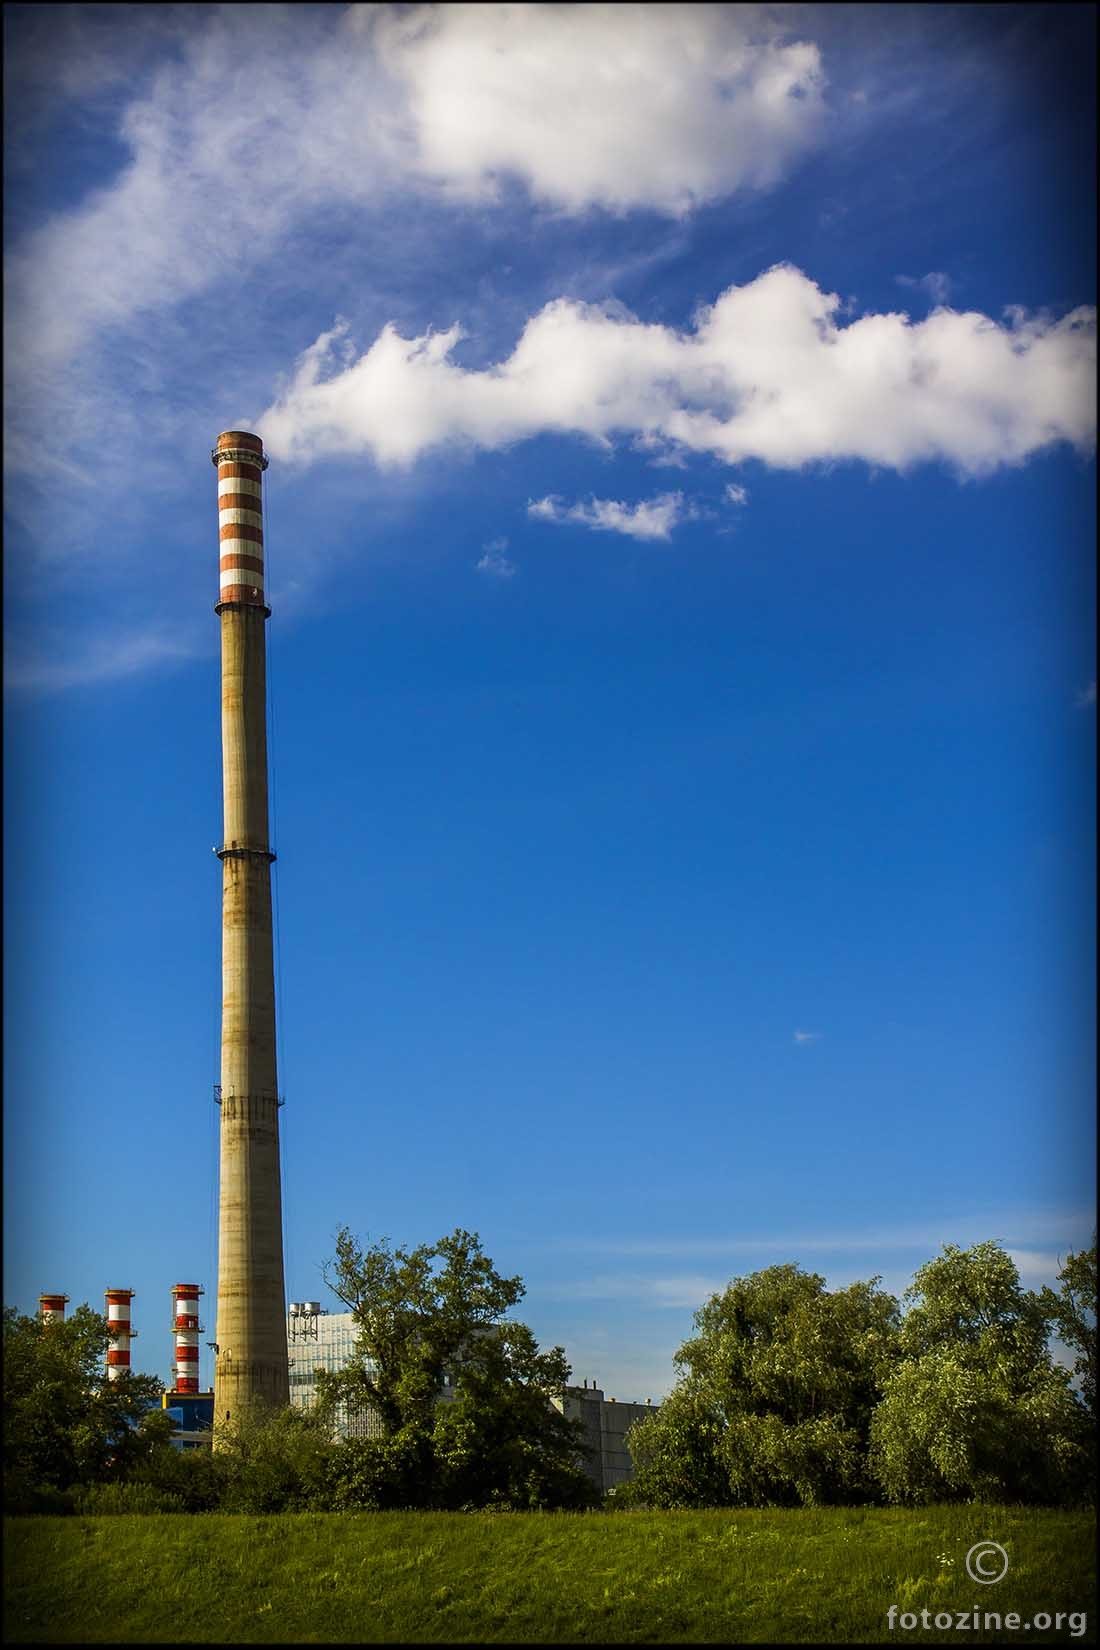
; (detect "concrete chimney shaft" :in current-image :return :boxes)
[212,430,289,1422]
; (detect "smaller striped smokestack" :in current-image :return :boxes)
[39,1294,69,1325]
[105,1288,136,1381]
[171,1284,204,1393]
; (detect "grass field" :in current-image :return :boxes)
[3,1505,1095,1644]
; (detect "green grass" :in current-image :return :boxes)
[4,1506,1095,1644]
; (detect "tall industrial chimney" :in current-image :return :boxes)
[38,1294,68,1325]
[212,430,289,1422]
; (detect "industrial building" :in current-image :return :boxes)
[284,1303,656,1489]
[552,1384,657,1494]
[161,1390,216,1450]
[286,1303,384,1438]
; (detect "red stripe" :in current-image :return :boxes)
[220,553,264,575]
[220,521,263,545]
[217,494,263,514]
[219,585,266,604]
[216,462,262,483]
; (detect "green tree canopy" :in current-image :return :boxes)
[626,1264,900,1508]
[315,1226,596,1509]
[3,1304,170,1510]
[869,1242,1090,1505]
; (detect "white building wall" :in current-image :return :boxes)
[287,1309,383,1437]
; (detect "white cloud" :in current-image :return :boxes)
[1076,680,1096,707]
[366,2,826,215]
[896,271,953,307]
[793,1028,822,1043]
[724,482,749,505]
[258,265,1097,477]
[527,492,694,541]
[5,3,828,432]
[476,537,516,578]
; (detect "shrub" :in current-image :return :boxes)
[213,1405,335,1513]
[72,1481,185,1515]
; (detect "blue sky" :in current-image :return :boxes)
[3,2,1095,1402]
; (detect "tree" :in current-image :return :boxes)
[868,1242,1090,1505]
[1039,1241,1096,1417]
[209,1403,333,1513]
[315,1226,597,1508]
[625,1264,900,1508]
[3,1304,171,1511]
[430,1318,595,1508]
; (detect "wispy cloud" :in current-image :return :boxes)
[5,4,828,423]
[724,482,749,506]
[896,270,953,307]
[528,492,696,541]
[546,1273,728,1310]
[540,1237,1090,1323]
[3,629,200,694]
[793,1028,822,1044]
[1076,680,1096,708]
[547,1208,1095,1262]
[476,537,516,578]
[259,267,1096,475]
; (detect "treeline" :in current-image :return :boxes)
[3,1234,1094,1515]
[2,1229,598,1516]
[618,1240,1096,1510]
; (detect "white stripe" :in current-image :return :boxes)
[219,507,264,530]
[218,476,262,500]
[220,567,264,590]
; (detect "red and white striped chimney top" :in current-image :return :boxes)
[213,430,268,609]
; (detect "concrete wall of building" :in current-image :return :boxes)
[548,1385,660,1493]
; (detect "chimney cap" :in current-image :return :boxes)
[212,430,269,469]
[215,429,264,452]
